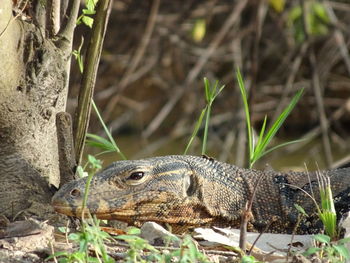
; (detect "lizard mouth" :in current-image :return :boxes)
[51,199,83,217]
[52,198,138,220]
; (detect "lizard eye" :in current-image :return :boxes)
[127,171,145,181]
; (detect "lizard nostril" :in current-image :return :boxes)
[70,189,80,197]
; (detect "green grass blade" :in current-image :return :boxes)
[256,116,267,148]
[184,108,207,154]
[86,133,116,151]
[255,138,307,162]
[86,140,113,151]
[333,244,350,260]
[236,69,253,161]
[86,133,111,143]
[204,78,210,103]
[318,175,337,238]
[211,80,218,100]
[319,211,337,238]
[250,115,267,167]
[212,83,225,101]
[320,184,336,213]
[92,100,126,160]
[255,88,304,159]
[185,78,224,155]
[201,106,211,155]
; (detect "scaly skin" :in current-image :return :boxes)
[52,155,350,234]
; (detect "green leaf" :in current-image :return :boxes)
[313,234,330,244]
[127,227,141,235]
[294,204,308,216]
[333,244,350,259]
[82,8,96,15]
[82,16,94,28]
[76,165,87,178]
[86,133,116,152]
[115,234,137,242]
[288,5,302,22]
[86,0,97,11]
[241,255,258,263]
[303,247,321,256]
[339,237,350,245]
[312,2,329,24]
[87,154,102,169]
[58,226,69,233]
[68,233,81,241]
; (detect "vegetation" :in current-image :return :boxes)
[47,0,349,262]
[303,234,350,262]
[236,69,350,261]
[293,172,350,261]
[184,78,225,155]
[236,68,304,168]
[48,217,114,263]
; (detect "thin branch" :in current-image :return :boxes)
[323,0,350,76]
[270,41,308,124]
[282,101,347,154]
[47,0,61,37]
[232,28,246,167]
[56,0,80,44]
[309,50,333,167]
[74,0,113,166]
[103,0,160,119]
[60,0,70,21]
[331,154,350,169]
[143,0,248,138]
[301,0,333,167]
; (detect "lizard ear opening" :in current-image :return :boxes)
[184,173,197,197]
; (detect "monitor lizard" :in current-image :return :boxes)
[52,155,350,234]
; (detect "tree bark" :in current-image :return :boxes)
[0,0,78,219]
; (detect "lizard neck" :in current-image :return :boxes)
[183,155,251,223]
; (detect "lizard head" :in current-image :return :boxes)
[52,156,213,227]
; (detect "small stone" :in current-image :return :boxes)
[140,222,180,247]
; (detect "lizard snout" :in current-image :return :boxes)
[51,181,85,217]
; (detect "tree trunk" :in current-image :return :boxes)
[0,0,79,219]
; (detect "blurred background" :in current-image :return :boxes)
[68,0,350,170]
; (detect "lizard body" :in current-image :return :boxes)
[52,155,350,234]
